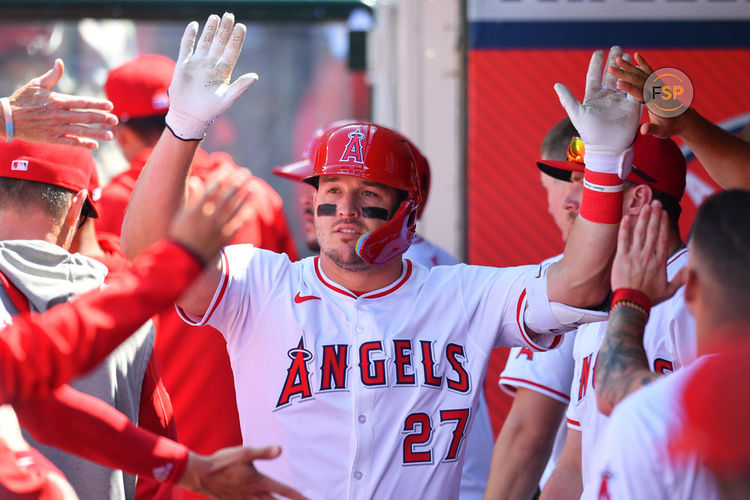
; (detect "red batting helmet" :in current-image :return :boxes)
[272,120,359,182]
[402,138,430,219]
[303,122,420,265]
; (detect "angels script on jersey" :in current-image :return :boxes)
[275,336,471,409]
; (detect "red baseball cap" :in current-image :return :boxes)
[0,140,99,217]
[537,134,687,200]
[105,54,174,121]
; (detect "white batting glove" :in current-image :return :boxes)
[166,13,259,141]
[554,46,642,179]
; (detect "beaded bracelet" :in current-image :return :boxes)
[611,300,649,319]
[610,288,652,319]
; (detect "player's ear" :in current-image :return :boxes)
[623,184,652,216]
[65,189,87,229]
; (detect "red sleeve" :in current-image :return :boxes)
[95,181,132,237]
[135,357,184,499]
[15,385,189,484]
[0,239,203,405]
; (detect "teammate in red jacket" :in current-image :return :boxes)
[1,167,305,500]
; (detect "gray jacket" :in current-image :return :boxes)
[0,240,153,500]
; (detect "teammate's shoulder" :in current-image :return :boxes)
[402,235,454,265]
[667,247,689,273]
[615,363,695,421]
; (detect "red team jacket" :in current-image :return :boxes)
[0,240,206,498]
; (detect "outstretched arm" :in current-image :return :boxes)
[121,13,257,317]
[0,175,251,405]
[539,428,582,500]
[0,59,117,149]
[16,385,306,500]
[484,388,566,500]
[609,52,750,190]
[595,201,685,415]
[545,47,642,310]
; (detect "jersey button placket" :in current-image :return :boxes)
[350,302,374,500]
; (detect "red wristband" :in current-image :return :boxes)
[611,288,652,312]
[580,171,623,224]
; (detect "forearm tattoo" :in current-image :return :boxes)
[595,306,659,411]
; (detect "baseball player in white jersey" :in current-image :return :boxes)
[275,125,493,500]
[565,248,693,496]
[120,15,642,499]
[585,359,720,500]
[583,191,750,499]
[541,133,695,499]
[487,117,583,499]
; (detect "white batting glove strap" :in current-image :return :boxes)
[165,108,210,141]
[583,144,634,179]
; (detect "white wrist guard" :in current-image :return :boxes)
[584,144,634,180]
[523,272,609,335]
[165,108,211,141]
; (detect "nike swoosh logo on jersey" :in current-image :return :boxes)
[294,292,321,303]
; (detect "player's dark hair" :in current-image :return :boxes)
[122,114,166,145]
[0,177,73,223]
[691,190,750,294]
[540,117,580,161]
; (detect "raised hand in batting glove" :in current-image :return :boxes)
[554,46,642,179]
[166,12,258,141]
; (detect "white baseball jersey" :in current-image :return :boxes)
[178,246,562,500]
[584,358,721,500]
[404,235,459,267]
[500,254,572,488]
[566,248,696,493]
[406,236,492,500]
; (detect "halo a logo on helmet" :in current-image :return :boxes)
[340,129,366,164]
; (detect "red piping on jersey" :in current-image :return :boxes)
[548,334,563,350]
[366,260,412,298]
[518,290,552,352]
[567,417,581,430]
[195,248,230,324]
[313,257,412,299]
[516,289,564,352]
[667,248,688,266]
[499,376,571,402]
